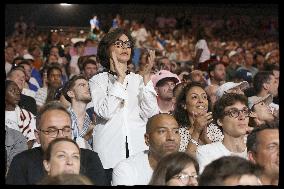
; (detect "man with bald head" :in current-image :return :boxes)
[112,113,181,185]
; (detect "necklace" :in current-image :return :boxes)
[106,72,129,95]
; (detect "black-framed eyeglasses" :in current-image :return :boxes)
[224,107,250,118]
[113,40,132,49]
[38,127,73,138]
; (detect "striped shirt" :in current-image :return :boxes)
[67,107,93,148]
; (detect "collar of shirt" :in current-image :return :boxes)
[67,107,91,138]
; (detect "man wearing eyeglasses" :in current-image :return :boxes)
[6,101,107,185]
[196,93,249,174]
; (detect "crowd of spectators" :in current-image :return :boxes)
[5,8,279,186]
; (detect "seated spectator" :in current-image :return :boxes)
[197,93,249,173]
[43,138,81,176]
[246,123,279,185]
[187,69,207,86]
[199,156,262,186]
[205,84,219,110]
[5,80,37,149]
[248,94,278,127]
[112,113,180,185]
[151,70,180,114]
[35,64,63,110]
[38,174,93,185]
[6,101,107,185]
[63,75,94,149]
[236,51,259,78]
[149,152,199,186]
[253,71,279,111]
[207,61,226,86]
[5,125,28,176]
[6,66,37,115]
[81,58,98,80]
[173,82,217,156]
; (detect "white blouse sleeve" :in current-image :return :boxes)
[89,75,127,120]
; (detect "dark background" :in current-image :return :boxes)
[5,4,278,36]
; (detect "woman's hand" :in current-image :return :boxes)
[111,51,126,83]
[192,111,213,134]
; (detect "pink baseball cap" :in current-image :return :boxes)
[151,70,180,87]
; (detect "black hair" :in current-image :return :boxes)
[97,28,135,70]
[253,71,274,95]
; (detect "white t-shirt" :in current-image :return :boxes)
[112,150,153,186]
[196,142,247,174]
[195,39,210,63]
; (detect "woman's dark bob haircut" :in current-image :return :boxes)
[97,28,135,70]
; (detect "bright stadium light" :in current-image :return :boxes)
[60,3,72,6]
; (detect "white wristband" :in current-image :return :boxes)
[190,138,199,146]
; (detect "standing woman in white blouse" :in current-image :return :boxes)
[88,28,159,183]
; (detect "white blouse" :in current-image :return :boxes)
[89,72,159,169]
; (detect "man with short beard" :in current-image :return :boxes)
[35,64,63,111]
[63,75,94,149]
[207,61,226,86]
[152,70,180,114]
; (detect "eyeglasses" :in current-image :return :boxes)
[38,127,73,138]
[113,40,132,49]
[174,173,198,184]
[224,107,250,118]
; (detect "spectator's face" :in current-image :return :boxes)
[83,63,98,79]
[251,129,279,179]
[191,70,206,85]
[9,70,26,91]
[267,75,278,97]
[69,79,91,103]
[145,115,180,158]
[48,54,58,63]
[51,32,59,43]
[212,64,226,82]
[48,69,62,88]
[156,79,176,101]
[5,82,21,107]
[245,53,254,66]
[167,163,198,186]
[186,86,208,116]
[223,174,261,186]
[21,64,32,81]
[5,47,15,63]
[43,141,80,176]
[159,58,171,71]
[50,47,59,57]
[253,101,274,123]
[205,85,218,109]
[256,55,265,65]
[218,101,249,137]
[109,34,132,64]
[36,110,72,151]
